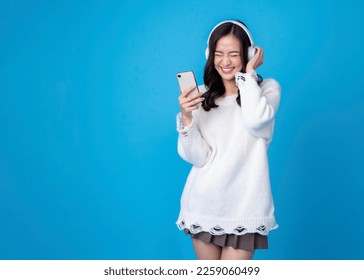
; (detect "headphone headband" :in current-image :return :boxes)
[206,20,254,47]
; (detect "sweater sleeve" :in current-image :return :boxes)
[176,112,212,168]
[235,72,281,143]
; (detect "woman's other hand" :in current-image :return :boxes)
[246,46,264,73]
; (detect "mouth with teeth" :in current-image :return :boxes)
[221,67,235,74]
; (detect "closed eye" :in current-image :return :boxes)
[214,51,240,58]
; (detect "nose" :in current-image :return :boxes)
[220,55,231,66]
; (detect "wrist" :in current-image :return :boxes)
[246,69,258,81]
[246,67,253,73]
[181,113,191,120]
[177,112,194,136]
[180,113,192,126]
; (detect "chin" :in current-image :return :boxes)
[219,72,236,81]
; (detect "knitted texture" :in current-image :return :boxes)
[176,72,281,236]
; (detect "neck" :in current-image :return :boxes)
[223,80,238,96]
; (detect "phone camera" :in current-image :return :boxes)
[177,75,181,78]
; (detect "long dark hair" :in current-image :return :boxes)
[202,20,263,111]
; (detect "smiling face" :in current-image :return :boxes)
[214,34,243,89]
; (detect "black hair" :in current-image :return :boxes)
[202,20,263,111]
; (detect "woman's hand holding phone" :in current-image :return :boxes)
[178,85,205,127]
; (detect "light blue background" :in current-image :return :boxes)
[1,0,363,260]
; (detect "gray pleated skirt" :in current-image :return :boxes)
[184,229,268,251]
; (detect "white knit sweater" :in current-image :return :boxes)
[175,72,281,236]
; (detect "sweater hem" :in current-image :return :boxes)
[176,212,278,236]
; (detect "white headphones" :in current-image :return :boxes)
[205,20,255,61]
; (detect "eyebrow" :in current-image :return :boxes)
[215,50,240,54]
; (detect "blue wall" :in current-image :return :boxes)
[1,0,363,259]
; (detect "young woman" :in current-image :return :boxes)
[176,20,281,260]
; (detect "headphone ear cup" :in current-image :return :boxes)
[247,46,255,61]
[205,48,209,59]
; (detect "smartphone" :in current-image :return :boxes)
[176,71,199,96]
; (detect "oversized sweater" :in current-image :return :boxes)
[175,72,281,236]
